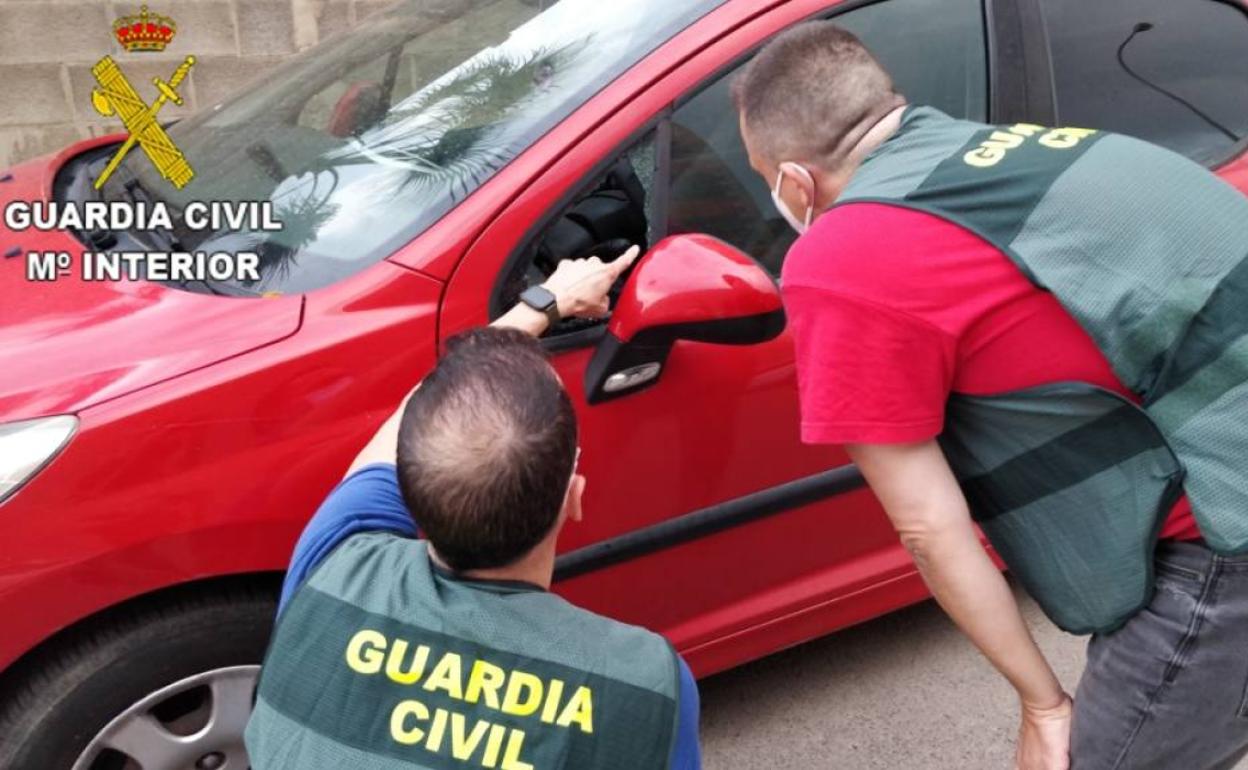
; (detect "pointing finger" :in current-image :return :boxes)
[608,245,641,279]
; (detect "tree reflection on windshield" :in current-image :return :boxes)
[105,0,720,296]
[332,39,589,203]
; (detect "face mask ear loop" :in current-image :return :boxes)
[773,164,817,235]
[791,164,815,229]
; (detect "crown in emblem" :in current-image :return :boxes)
[113,5,177,53]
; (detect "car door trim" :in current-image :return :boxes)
[553,462,867,581]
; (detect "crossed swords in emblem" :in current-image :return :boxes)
[91,55,197,190]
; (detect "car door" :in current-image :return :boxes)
[440,0,992,674]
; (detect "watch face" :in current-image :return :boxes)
[523,286,555,311]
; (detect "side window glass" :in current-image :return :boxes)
[666,0,988,275]
[1043,0,1248,166]
[836,0,988,123]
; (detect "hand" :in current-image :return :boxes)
[541,245,641,319]
[1015,694,1073,770]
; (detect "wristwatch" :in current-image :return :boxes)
[519,285,562,329]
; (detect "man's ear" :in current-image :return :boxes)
[778,161,816,208]
[562,474,586,524]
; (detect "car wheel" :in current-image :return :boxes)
[0,581,277,770]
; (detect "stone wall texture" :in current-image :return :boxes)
[0,0,393,169]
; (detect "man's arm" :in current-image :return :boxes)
[847,440,1072,769]
[279,464,414,611]
[347,246,639,476]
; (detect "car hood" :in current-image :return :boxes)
[0,151,303,418]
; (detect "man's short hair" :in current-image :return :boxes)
[732,21,903,168]
[397,327,577,571]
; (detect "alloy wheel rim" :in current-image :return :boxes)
[71,665,259,770]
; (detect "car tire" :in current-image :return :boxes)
[0,579,278,770]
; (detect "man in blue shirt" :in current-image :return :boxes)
[247,248,701,770]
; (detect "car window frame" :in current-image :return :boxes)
[488,0,998,351]
[987,0,1056,125]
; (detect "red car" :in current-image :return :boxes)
[2,0,1247,766]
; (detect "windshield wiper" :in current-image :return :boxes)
[95,168,244,294]
[107,176,188,253]
[57,154,119,249]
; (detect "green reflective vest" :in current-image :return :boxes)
[245,535,682,769]
[836,106,1248,634]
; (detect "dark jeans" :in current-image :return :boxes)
[1072,539,1248,769]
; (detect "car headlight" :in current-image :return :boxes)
[0,415,78,504]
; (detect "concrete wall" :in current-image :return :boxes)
[0,0,394,170]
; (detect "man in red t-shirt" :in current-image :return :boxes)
[733,22,1248,770]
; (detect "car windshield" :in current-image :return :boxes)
[105,0,724,295]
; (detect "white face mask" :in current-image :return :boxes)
[771,165,814,234]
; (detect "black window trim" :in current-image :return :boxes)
[988,0,1057,124]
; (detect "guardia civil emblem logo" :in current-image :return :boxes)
[90,6,196,190]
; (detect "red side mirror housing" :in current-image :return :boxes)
[586,234,785,404]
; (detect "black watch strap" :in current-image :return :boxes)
[520,285,562,329]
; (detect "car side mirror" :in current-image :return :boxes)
[585,234,785,404]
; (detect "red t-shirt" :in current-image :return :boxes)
[781,202,1198,541]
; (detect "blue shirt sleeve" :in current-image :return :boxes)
[671,656,703,770]
[278,463,416,613]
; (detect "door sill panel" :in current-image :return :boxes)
[679,569,931,678]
